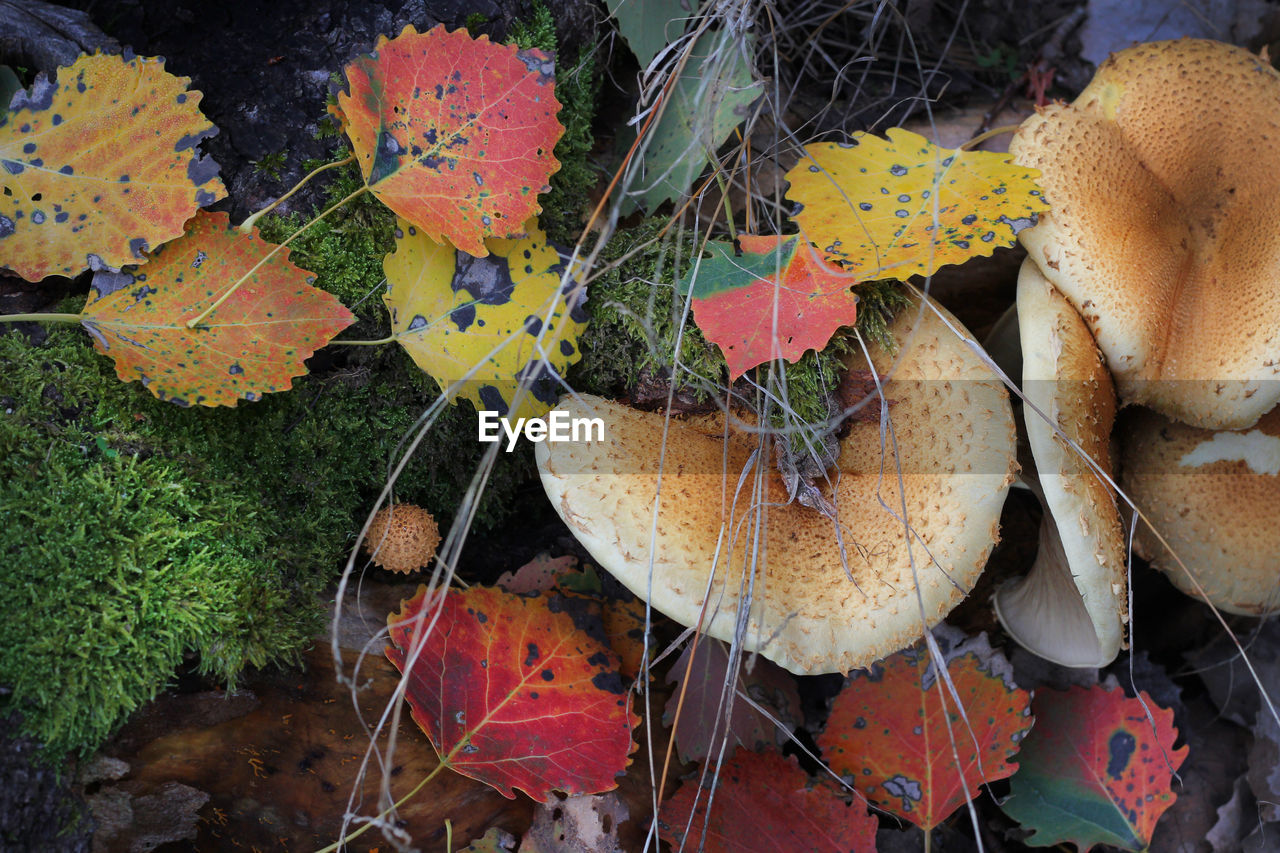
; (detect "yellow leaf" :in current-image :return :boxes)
[383,219,587,419]
[785,128,1047,280]
[0,53,225,281]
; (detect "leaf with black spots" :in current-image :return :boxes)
[383,217,587,419]
[818,633,1033,830]
[386,585,639,802]
[79,211,353,406]
[0,52,224,281]
[1001,684,1187,851]
[333,24,562,257]
[786,128,1047,279]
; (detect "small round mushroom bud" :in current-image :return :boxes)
[364,504,440,574]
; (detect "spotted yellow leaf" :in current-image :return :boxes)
[0,52,224,281]
[383,218,586,418]
[786,128,1047,280]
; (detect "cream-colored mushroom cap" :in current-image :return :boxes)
[536,296,1017,674]
[1119,405,1280,614]
[994,261,1128,668]
[1010,39,1280,430]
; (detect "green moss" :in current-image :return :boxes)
[509,1,600,247]
[0,321,528,760]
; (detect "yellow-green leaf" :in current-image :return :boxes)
[383,219,587,418]
[785,128,1047,280]
[0,53,225,281]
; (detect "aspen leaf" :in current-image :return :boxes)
[604,0,689,68]
[676,234,858,378]
[79,211,354,406]
[658,748,877,852]
[818,634,1033,830]
[628,28,761,212]
[1001,685,1188,851]
[333,24,563,257]
[383,217,587,419]
[385,585,639,802]
[786,128,1047,279]
[0,52,224,281]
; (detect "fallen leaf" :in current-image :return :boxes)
[333,24,562,257]
[676,234,859,378]
[601,597,648,681]
[663,637,801,763]
[0,52,224,280]
[383,217,587,419]
[1001,684,1188,851]
[385,585,639,802]
[604,0,689,68]
[818,632,1032,830]
[519,792,629,853]
[627,28,761,212]
[79,210,353,406]
[658,748,877,852]
[786,128,1047,279]
[496,553,582,595]
[462,827,519,852]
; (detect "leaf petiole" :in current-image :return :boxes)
[238,154,356,234]
[313,762,445,853]
[330,335,397,346]
[0,313,83,325]
[186,184,368,329]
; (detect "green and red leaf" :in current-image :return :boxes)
[1000,685,1187,851]
[676,234,859,379]
[658,748,877,852]
[385,584,639,802]
[79,210,353,406]
[0,52,225,281]
[818,637,1033,830]
[333,24,563,257]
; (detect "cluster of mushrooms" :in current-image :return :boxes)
[537,39,1280,676]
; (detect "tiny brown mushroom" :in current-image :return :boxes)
[364,504,440,574]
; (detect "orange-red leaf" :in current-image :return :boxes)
[0,53,225,281]
[818,638,1033,830]
[676,235,859,379]
[658,748,877,852]
[79,211,353,406]
[1001,685,1187,851]
[385,585,639,802]
[333,25,563,257]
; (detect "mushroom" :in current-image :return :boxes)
[536,294,1017,674]
[1009,39,1280,430]
[364,504,441,574]
[993,260,1128,667]
[1119,405,1280,614]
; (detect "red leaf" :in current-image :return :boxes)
[79,210,353,406]
[1000,685,1188,851]
[333,25,563,257]
[385,585,639,802]
[495,553,581,595]
[658,748,877,852]
[818,636,1033,830]
[676,235,859,379]
[663,638,801,763]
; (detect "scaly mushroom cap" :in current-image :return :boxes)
[1010,39,1280,430]
[994,261,1128,667]
[365,504,441,574]
[536,296,1017,674]
[1119,405,1280,614]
